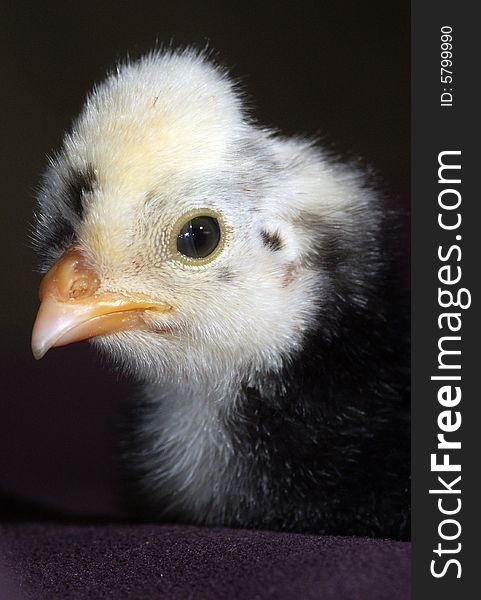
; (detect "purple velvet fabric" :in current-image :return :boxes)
[0,522,410,599]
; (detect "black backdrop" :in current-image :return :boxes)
[0,1,409,516]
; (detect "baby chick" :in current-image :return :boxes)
[32,49,409,539]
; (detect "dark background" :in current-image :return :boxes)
[0,1,409,517]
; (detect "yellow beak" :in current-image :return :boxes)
[31,246,171,359]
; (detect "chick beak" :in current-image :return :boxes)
[31,246,171,360]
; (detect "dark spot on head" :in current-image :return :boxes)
[218,267,235,283]
[64,165,96,219]
[261,230,283,252]
[34,164,97,267]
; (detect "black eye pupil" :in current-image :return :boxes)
[177,216,221,259]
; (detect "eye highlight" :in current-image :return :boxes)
[172,210,225,264]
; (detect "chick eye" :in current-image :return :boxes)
[177,216,221,259]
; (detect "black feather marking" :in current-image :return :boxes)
[261,230,283,251]
[33,163,97,268]
[64,165,96,219]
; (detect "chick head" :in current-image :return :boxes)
[32,50,374,386]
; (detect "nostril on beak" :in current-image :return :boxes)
[68,273,100,299]
[39,246,100,302]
